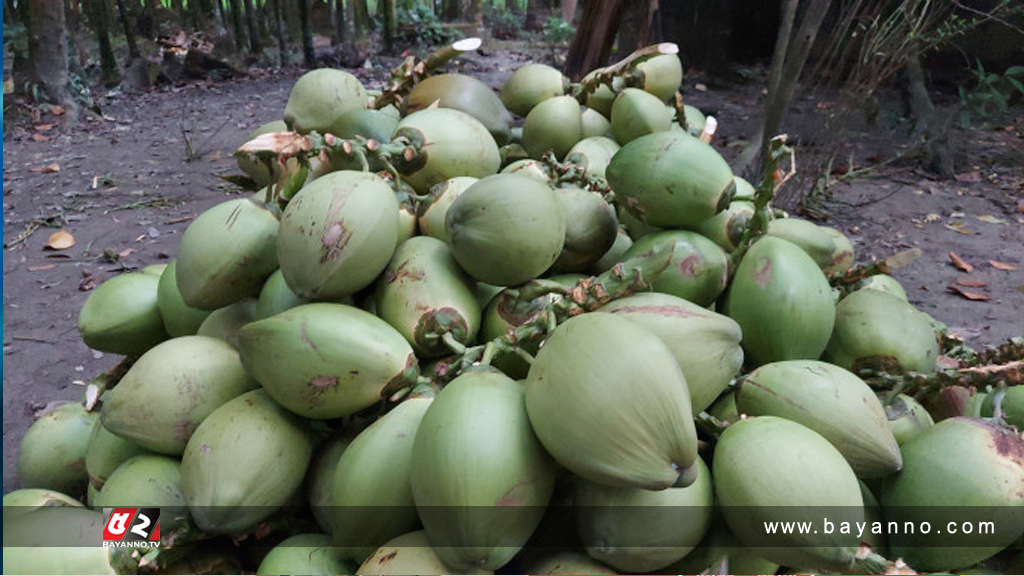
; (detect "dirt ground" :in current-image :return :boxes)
[3,49,1023,494]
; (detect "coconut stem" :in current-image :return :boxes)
[538,150,615,200]
[569,42,680,103]
[441,331,467,355]
[730,134,794,266]
[373,37,483,110]
[421,247,673,387]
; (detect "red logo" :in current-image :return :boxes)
[102,508,161,545]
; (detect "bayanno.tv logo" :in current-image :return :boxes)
[101,508,161,548]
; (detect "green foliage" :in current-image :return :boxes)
[3,22,27,55]
[959,60,1024,125]
[485,4,522,40]
[396,4,460,47]
[541,16,575,45]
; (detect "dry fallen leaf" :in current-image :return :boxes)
[28,264,57,271]
[954,228,975,235]
[976,214,1006,224]
[44,230,75,250]
[947,286,990,301]
[949,251,974,273]
[924,213,941,222]
[31,134,49,142]
[990,260,1018,271]
[954,171,982,183]
[35,123,55,132]
[50,105,65,116]
[29,162,60,174]
[956,276,987,288]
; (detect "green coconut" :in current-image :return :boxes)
[374,235,481,356]
[276,171,399,300]
[663,517,780,575]
[884,393,934,445]
[822,226,856,275]
[636,53,684,101]
[101,336,257,455]
[93,454,188,532]
[580,107,614,139]
[406,73,513,145]
[693,200,756,253]
[525,312,698,489]
[565,136,619,179]
[880,418,1024,571]
[180,389,312,534]
[606,130,734,229]
[767,218,854,274]
[522,95,583,160]
[391,108,502,193]
[375,237,480,358]
[680,104,706,136]
[824,289,939,374]
[17,402,97,496]
[3,508,121,574]
[176,198,280,310]
[854,274,909,301]
[284,68,368,134]
[2,488,83,525]
[583,76,624,119]
[196,298,257,347]
[610,87,674,145]
[500,63,568,117]
[255,269,307,320]
[598,292,743,415]
[523,551,618,575]
[445,174,566,286]
[157,260,213,337]
[257,534,355,576]
[737,360,903,478]
[357,530,478,575]
[575,456,714,573]
[480,274,583,379]
[723,236,836,365]
[713,416,867,571]
[549,187,618,274]
[394,191,418,247]
[417,177,478,244]
[236,303,419,419]
[333,396,433,563]
[326,108,399,142]
[237,120,290,188]
[620,230,730,307]
[85,420,150,492]
[78,272,168,357]
[980,385,1024,429]
[308,433,353,534]
[499,158,554,183]
[589,227,633,274]
[411,369,556,571]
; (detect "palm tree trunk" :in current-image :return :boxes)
[115,0,141,60]
[244,0,261,52]
[298,0,315,68]
[90,0,121,86]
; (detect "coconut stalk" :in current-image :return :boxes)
[729,134,795,266]
[373,37,484,109]
[568,42,680,103]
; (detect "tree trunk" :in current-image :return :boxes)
[139,0,155,37]
[758,0,829,170]
[563,0,627,80]
[351,0,370,39]
[171,0,184,24]
[524,0,543,30]
[561,0,576,23]
[211,0,227,34]
[89,0,121,86]
[270,0,287,65]
[244,0,261,52]
[28,0,78,119]
[65,0,88,69]
[906,51,955,178]
[442,0,458,21]
[229,0,247,52]
[298,0,316,68]
[333,0,346,44]
[115,0,141,60]
[381,0,396,53]
[615,0,652,56]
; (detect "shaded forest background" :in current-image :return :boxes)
[3,0,1023,182]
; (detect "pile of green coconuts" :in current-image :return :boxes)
[5,41,1023,576]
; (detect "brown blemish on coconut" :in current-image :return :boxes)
[753,258,772,288]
